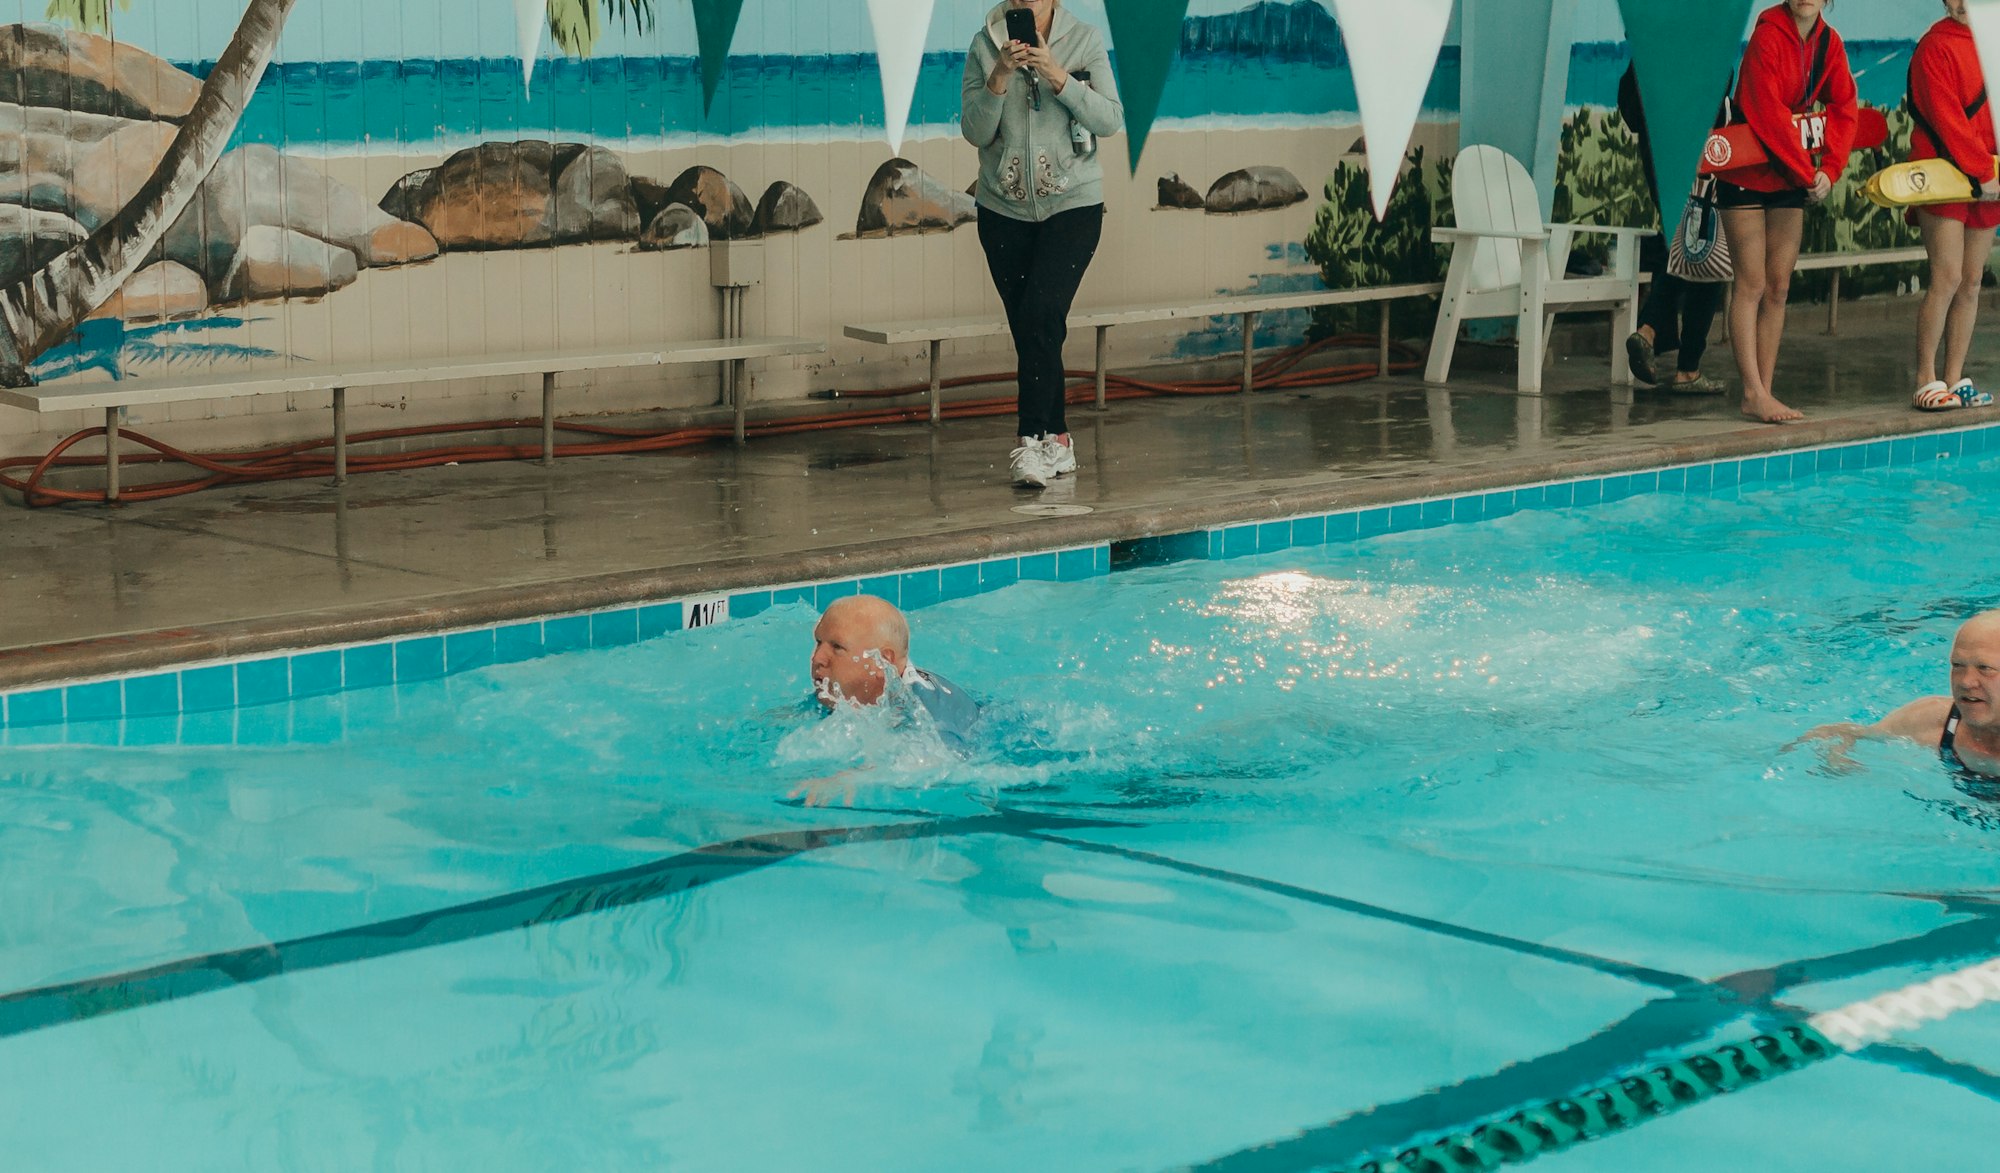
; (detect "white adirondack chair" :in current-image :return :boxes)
[1424,145,1652,393]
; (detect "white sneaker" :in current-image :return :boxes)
[1010,436,1052,487]
[1042,434,1077,478]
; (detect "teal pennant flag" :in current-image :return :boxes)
[1618,0,1754,214]
[1103,0,1191,171]
[693,0,748,111]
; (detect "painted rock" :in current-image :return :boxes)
[89,261,208,323]
[0,205,85,284]
[551,145,640,243]
[637,204,709,251]
[402,141,559,250]
[0,24,200,121]
[216,226,359,304]
[754,181,823,234]
[856,158,976,236]
[160,145,411,279]
[1204,166,1310,214]
[663,166,755,241]
[1157,172,1205,209]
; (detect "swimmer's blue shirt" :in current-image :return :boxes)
[804,668,983,753]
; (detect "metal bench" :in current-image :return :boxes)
[0,336,825,501]
[844,282,1446,423]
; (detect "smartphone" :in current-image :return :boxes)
[1003,7,1039,48]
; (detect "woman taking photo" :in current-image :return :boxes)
[961,0,1122,488]
[1909,0,2000,412]
[1719,0,1858,423]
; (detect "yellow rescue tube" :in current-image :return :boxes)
[1863,157,1991,208]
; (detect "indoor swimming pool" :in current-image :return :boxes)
[3,434,2000,1171]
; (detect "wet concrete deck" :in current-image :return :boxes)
[2,297,1990,685]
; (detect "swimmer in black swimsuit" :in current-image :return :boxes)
[1797,610,2000,778]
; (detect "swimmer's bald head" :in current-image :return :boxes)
[809,595,911,708]
[1950,611,2000,729]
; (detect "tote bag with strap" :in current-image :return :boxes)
[1668,176,1733,282]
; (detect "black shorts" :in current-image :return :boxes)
[1713,180,1808,211]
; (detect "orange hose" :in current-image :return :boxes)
[0,336,1421,506]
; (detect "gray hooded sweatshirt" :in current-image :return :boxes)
[960,3,1124,222]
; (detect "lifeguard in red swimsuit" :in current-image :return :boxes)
[1908,0,2000,411]
[1719,0,1858,424]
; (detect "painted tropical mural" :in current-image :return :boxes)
[0,0,1958,449]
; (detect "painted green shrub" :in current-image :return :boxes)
[1303,147,1453,339]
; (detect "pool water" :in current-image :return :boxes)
[4,452,2000,1171]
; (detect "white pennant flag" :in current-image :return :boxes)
[867,0,937,153]
[515,0,544,92]
[1329,0,1453,219]
[1968,1,2000,147]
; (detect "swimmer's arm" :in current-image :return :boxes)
[787,769,861,808]
[1789,698,1953,766]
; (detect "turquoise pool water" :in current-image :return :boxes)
[3,451,2000,1171]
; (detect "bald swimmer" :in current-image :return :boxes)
[1800,610,2000,777]
[807,595,980,744]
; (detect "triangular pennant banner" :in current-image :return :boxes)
[1330,0,1452,219]
[1618,0,1755,218]
[692,0,748,111]
[514,0,542,91]
[867,0,936,153]
[1103,0,1191,171]
[1968,2,2000,147]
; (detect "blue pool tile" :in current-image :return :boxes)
[1685,465,1713,492]
[65,719,121,746]
[292,650,343,697]
[1419,498,1452,527]
[123,672,180,718]
[1054,550,1096,582]
[344,643,394,689]
[1600,476,1630,503]
[1481,491,1516,519]
[1256,522,1291,553]
[1451,496,1482,523]
[1206,531,1225,559]
[982,558,1020,591]
[1712,461,1740,489]
[394,637,446,682]
[1864,440,1891,468]
[590,610,639,649]
[1815,447,1842,472]
[1839,445,1865,471]
[1628,470,1661,494]
[1541,481,1572,507]
[771,586,816,610]
[237,705,290,745]
[447,629,499,673]
[814,581,858,609]
[1094,546,1111,575]
[495,622,545,663]
[1326,512,1360,542]
[66,679,122,722]
[1572,479,1601,506]
[1658,467,1687,493]
[1941,432,1965,458]
[1513,485,1546,509]
[1890,437,1918,466]
[1220,525,1257,559]
[8,687,61,726]
[179,709,235,746]
[730,591,773,619]
[121,715,181,747]
[237,658,291,706]
[1792,450,1818,478]
[1020,552,1060,581]
[1737,458,1767,485]
[859,575,902,605]
[1291,516,1327,547]
[638,604,680,640]
[902,568,946,606]
[543,615,590,653]
[940,564,982,601]
[1388,502,1420,532]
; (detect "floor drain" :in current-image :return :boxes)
[1011,503,1094,518]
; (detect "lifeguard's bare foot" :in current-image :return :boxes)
[1741,394,1803,423]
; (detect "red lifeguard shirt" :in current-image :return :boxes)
[1730,4,1859,192]
[1909,16,1998,184]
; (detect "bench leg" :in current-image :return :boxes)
[103,407,119,504]
[733,357,750,446]
[1240,311,1259,394]
[541,372,556,466]
[332,387,347,485]
[1826,270,1841,335]
[1378,302,1391,377]
[928,340,942,427]
[1094,325,1109,412]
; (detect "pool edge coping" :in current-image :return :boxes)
[2,407,1992,724]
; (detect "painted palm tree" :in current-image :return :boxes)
[0,0,656,386]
